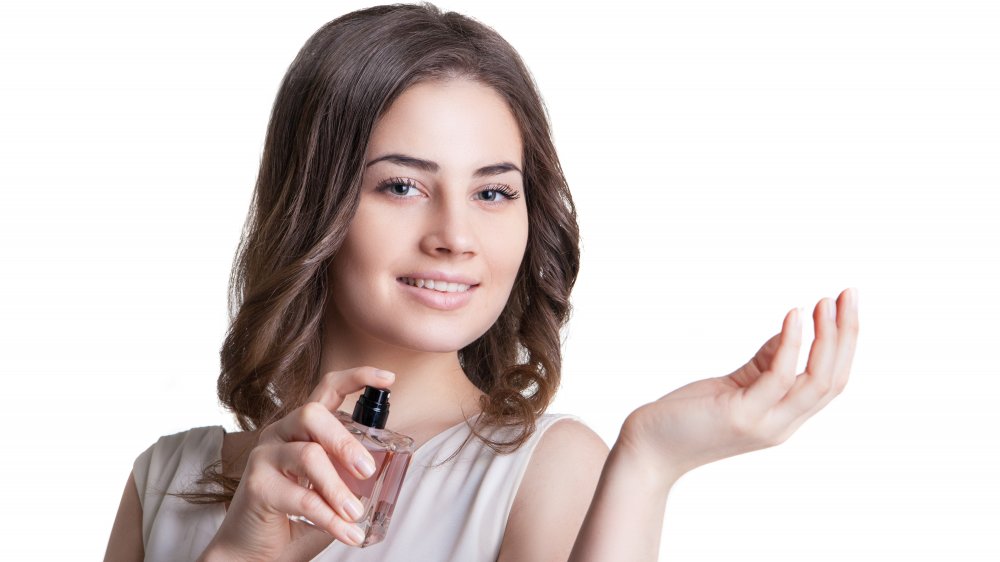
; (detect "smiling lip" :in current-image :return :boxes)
[398,271,479,286]
[396,272,479,311]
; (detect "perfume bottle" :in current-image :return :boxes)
[288,386,414,547]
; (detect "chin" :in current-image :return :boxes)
[369,316,496,354]
[390,330,485,354]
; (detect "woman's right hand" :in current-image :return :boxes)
[198,366,395,562]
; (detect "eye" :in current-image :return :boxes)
[376,177,421,198]
[475,185,521,204]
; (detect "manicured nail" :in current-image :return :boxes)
[346,524,366,546]
[826,298,836,321]
[344,497,364,521]
[355,453,376,478]
[375,369,394,380]
[849,288,858,311]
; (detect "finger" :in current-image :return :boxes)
[269,441,369,525]
[743,308,802,410]
[831,287,859,396]
[780,296,840,416]
[306,366,396,410]
[781,288,860,433]
[727,333,780,388]
[248,450,366,546]
[260,401,379,480]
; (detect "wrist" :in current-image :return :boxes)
[615,415,687,491]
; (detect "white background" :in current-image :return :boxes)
[2,0,997,559]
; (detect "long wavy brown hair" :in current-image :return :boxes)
[180,2,579,504]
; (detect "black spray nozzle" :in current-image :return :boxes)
[352,385,391,429]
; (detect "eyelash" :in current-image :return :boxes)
[375,177,521,204]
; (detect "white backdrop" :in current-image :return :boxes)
[2,0,997,559]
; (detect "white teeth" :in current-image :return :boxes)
[402,277,472,293]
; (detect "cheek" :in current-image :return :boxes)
[337,207,399,273]
[489,214,529,283]
[329,231,385,306]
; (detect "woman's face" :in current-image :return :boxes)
[326,78,529,355]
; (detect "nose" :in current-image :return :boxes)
[419,196,477,258]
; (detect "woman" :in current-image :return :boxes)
[105,3,858,561]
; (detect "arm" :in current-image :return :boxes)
[503,289,857,562]
[103,472,145,562]
[496,418,676,562]
[568,436,677,562]
[571,288,858,561]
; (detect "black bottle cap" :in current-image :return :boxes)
[352,386,390,429]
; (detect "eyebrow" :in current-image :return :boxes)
[365,153,523,178]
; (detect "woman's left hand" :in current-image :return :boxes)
[617,288,859,482]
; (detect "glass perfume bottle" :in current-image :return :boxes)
[288,386,414,547]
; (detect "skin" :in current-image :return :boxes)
[569,292,859,561]
[104,76,859,562]
[317,76,530,439]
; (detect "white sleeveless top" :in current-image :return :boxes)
[132,413,581,561]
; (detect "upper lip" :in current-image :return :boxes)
[398,271,480,286]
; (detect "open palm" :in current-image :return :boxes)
[621,288,858,479]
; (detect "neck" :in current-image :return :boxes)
[319,334,484,433]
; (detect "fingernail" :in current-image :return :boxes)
[346,524,366,546]
[375,369,394,380]
[345,497,364,521]
[826,298,836,321]
[355,453,376,478]
[850,288,858,310]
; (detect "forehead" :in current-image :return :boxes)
[368,78,523,168]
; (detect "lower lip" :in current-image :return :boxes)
[397,280,476,311]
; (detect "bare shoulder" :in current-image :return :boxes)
[497,418,611,561]
[528,418,609,476]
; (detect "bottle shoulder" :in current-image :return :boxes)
[335,410,415,452]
